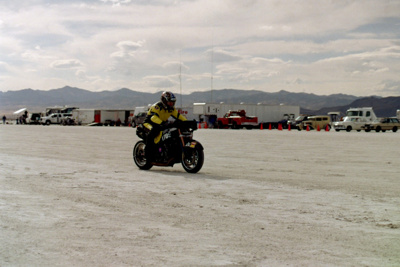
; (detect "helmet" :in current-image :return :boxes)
[161,91,176,110]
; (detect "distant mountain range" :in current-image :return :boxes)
[1,86,399,117]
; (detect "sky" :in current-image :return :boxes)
[1,0,400,97]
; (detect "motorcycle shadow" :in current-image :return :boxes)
[148,168,230,181]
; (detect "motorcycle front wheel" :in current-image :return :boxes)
[182,146,204,173]
[133,141,153,170]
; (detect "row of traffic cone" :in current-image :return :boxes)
[305,124,330,131]
[260,123,330,131]
[260,123,286,130]
[198,122,330,131]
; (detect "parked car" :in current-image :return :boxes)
[130,112,147,127]
[362,117,400,132]
[297,115,331,131]
[287,114,312,129]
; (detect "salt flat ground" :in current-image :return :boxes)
[1,125,399,266]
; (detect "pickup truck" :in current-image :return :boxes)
[217,110,258,129]
[40,113,72,125]
[333,107,378,132]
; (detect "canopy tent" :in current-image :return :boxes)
[13,108,27,115]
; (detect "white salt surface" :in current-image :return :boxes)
[1,125,399,266]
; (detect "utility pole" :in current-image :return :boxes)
[179,50,182,109]
[210,28,214,103]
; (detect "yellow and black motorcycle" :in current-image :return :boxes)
[133,120,204,173]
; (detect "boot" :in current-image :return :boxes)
[145,142,155,163]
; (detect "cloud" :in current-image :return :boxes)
[101,0,132,6]
[106,40,152,76]
[144,75,177,88]
[162,61,189,71]
[50,59,83,69]
[110,40,147,59]
[286,78,304,85]
[377,80,400,95]
[1,0,400,97]
[0,61,8,72]
[206,49,242,63]
[75,69,87,79]
[116,40,145,54]
[21,49,54,61]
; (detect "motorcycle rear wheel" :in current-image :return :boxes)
[182,146,204,173]
[133,141,153,170]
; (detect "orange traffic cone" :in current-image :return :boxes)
[278,123,282,130]
[260,123,263,130]
[204,122,208,129]
[269,123,272,130]
[317,125,321,131]
[325,124,330,131]
[198,122,202,129]
[306,125,310,131]
[288,124,291,131]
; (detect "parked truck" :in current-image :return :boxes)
[333,107,378,132]
[217,110,258,129]
[40,113,72,125]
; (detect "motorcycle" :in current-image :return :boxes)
[133,120,204,173]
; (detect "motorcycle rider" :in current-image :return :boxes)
[143,91,186,162]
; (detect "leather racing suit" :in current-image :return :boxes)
[143,101,186,161]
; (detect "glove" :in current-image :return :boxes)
[153,123,166,132]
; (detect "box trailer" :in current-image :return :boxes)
[72,109,98,125]
[193,103,299,128]
[101,110,133,126]
[177,106,196,121]
[72,109,133,126]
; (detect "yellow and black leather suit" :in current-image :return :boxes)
[143,101,187,145]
